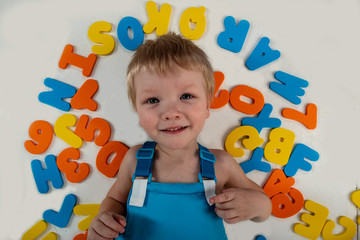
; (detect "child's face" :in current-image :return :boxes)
[134,65,210,150]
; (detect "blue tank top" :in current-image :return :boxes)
[116,141,227,240]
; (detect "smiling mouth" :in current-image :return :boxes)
[161,126,188,133]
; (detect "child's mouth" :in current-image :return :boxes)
[161,126,188,134]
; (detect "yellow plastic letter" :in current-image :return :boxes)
[88,21,115,55]
[21,220,57,240]
[350,189,360,223]
[143,1,172,36]
[74,204,100,231]
[179,6,206,40]
[293,200,329,240]
[322,216,356,240]
[225,125,264,158]
[264,127,295,165]
[54,114,83,148]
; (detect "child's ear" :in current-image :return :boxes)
[206,98,211,118]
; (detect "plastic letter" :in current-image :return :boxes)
[73,231,88,240]
[74,114,111,146]
[70,79,99,111]
[322,216,356,240]
[282,103,317,129]
[58,44,97,77]
[54,114,83,148]
[179,6,206,40]
[57,147,90,183]
[210,71,229,109]
[88,21,115,55]
[24,120,53,154]
[241,103,281,133]
[31,155,64,194]
[240,147,271,174]
[264,128,295,165]
[143,1,172,36]
[229,85,264,115]
[245,37,281,71]
[271,188,304,218]
[43,194,77,228]
[217,16,249,53]
[21,220,57,240]
[263,169,295,198]
[38,78,76,111]
[293,200,329,240]
[270,71,309,105]
[225,125,264,158]
[350,190,360,223]
[73,204,100,231]
[117,16,144,51]
[284,143,320,177]
[96,141,129,177]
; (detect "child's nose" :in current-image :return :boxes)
[161,103,182,120]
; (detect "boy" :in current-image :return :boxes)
[88,33,271,240]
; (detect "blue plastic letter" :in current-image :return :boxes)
[217,16,249,53]
[245,37,281,71]
[43,193,77,228]
[270,71,309,105]
[38,78,77,111]
[240,147,271,174]
[31,155,64,194]
[284,143,319,177]
[117,17,144,51]
[241,103,281,133]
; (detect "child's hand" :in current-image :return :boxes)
[87,211,126,240]
[210,188,270,224]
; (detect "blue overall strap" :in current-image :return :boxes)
[198,143,217,206]
[129,141,156,207]
[134,141,156,177]
[198,143,216,181]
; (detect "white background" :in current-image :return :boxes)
[1,0,360,239]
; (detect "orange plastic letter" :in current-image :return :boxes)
[58,44,97,77]
[263,169,295,198]
[57,147,90,183]
[71,79,99,111]
[210,71,229,109]
[75,114,111,146]
[271,188,304,218]
[282,103,317,130]
[24,120,53,154]
[229,85,264,115]
[96,141,128,178]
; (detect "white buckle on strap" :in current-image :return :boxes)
[129,178,148,207]
[203,179,216,206]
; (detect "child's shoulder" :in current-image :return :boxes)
[208,148,235,164]
[119,144,143,174]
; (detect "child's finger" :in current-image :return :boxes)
[214,207,238,220]
[114,214,127,227]
[210,189,236,204]
[100,213,125,234]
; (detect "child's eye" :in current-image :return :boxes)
[180,93,193,100]
[146,98,159,104]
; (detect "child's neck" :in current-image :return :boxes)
[151,141,201,183]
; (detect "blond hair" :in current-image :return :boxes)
[127,33,214,109]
